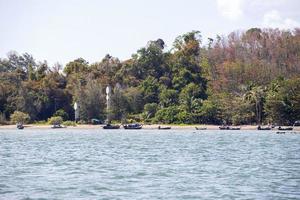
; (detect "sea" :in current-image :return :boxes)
[0,129,300,200]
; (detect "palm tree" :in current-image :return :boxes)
[243,86,265,125]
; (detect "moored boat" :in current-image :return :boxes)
[195,127,207,130]
[123,123,142,129]
[158,126,171,130]
[51,124,65,129]
[219,125,230,130]
[219,126,240,130]
[103,124,120,129]
[278,126,293,131]
[257,125,271,130]
[17,123,24,129]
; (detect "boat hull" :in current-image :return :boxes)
[124,126,142,129]
[257,126,271,130]
[158,127,171,130]
[103,125,120,129]
[123,124,142,129]
[51,124,65,129]
[278,127,293,131]
[17,125,24,129]
[219,126,240,130]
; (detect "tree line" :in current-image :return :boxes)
[0,28,299,125]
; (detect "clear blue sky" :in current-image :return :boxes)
[0,0,299,66]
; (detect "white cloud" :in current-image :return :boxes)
[249,0,287,7]
[217,0,244,20]
[262,10,300,29]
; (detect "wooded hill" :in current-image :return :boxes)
[1,28,299,125]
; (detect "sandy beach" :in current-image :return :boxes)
[1,124,299,131]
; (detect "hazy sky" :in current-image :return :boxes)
[0,0,299,66]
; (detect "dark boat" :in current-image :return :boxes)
[219,126,240,130]
[103,124,120,129]
[123,123,142,129]
[158,126,171,130]
[195,127,207,130]
[219,125,229,130]
[257,125,271,130]
[51,124,65,129]
[278,126,293,131]
[17,123,24,129]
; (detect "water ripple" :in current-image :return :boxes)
[0,129,300,199]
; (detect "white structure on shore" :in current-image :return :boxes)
[74,102,79,122]
[106,85,112,122]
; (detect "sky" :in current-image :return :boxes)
[0,0,299,66]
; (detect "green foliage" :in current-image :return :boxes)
[54,109,69,121]
[64,58,89,76]
[10,111,30,124]
[110,88,129,121]
[197,99,221,124]
[172,76,187,90]
[243,86,266,124]
[173,30,201,54]
[76,80,106,121]
[159,88,178,107]
[232,98,256,125]
[48,116,63,125]
[36,62,48,80]
[154,106,181,124]
[1,29,299,125]
[265,78,300,125]
[179,83,205,112]
[62,120,77,126]
[142,103,158,121]
[124,87,144,114]
[140,76,159,104]
[176,109,192,124]
[28,64,36,80]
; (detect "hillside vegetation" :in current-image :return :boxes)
[1,28,299,125]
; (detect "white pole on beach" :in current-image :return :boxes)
[74,102,79,122]
[106,85,112,123]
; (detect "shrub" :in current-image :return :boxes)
[154,106,180,124]
[62,121,77,127]
[77,120,86,124]
[142,103,158,121]
[54,109,69,121]
[176,110,192,124]
[10,111,30,124]
[48,116,63,125]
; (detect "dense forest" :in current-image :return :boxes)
[1,28,300,125]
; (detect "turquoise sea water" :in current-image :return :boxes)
[0,129,300,200]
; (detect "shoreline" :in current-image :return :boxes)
[1,124,299,131]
